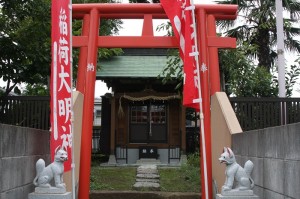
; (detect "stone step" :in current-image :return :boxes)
[136,173,160,179]
[133,164,161,191]
[137,170,158,175]
[136,178,160,183]
[137,165,158,174]
[136,158,161,165]
[133,182,160,191]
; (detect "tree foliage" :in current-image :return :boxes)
[219,48,278,97]
[23,83,49,96]
[294,55,300,95]
[155,0,300,97]
[216,0,300,96]
[0,0,122,96]
[0,0,51,96]
[72,0,123,81]
[282,57,300,97]
[216,0,300,72]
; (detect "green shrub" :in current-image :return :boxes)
[159,167,200,192]
[91,153,109,167]
[182,152,201,189]
[90,167,136,190]
[187,152,200,167]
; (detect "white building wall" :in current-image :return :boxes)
[94,98,102,126]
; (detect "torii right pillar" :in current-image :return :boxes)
[195,5,237,199]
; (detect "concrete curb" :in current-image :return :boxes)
[90,191,201,199]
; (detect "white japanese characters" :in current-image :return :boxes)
[172,0,201,105]
[51,4,72,171]
[87,63,95,72]
[58,8,69,66]
[201,63,208,72]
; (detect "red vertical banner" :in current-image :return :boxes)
[51,0,72,172]
[161,1,211,198]
[160,0,199,110]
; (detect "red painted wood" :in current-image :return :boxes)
[72,3,237,15]
[207,37,236,48]
[78,8,99,199]
[73,36,178,48]
[98,36,178,48]
[76,14,90,93]
[198,8,213,199]
[142,14,154,36]
[208,15,221,95]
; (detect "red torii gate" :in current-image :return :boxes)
[72,3,237,199]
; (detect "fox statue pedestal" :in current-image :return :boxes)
[216,190,259,199]
[29,186,71,199]
[217,147,260,199]
[216,194,259,199]
[28,192,72,199]
[28,148,72,199]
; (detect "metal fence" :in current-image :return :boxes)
[0,96,50,130]
[230,97,300,131]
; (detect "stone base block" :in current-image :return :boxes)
[216,194,259,199]
[108,155,117,165]
[180,155,187,165]
[221,190,254,196]
[28,192,72,199]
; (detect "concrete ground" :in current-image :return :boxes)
[90,191,201,199]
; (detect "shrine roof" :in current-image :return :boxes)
[97,56,168,78]
[96,48,178,79]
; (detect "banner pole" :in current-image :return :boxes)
[189,0,209,198]
[69,0,76,199]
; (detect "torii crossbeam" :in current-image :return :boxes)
[72,3,237,199]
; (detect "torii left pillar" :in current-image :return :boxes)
[75,8,99,199]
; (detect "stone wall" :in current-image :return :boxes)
[232,122,300,199]
[0,124,50,199]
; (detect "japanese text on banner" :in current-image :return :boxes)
[51,0,72,172]
[160,0,200,110]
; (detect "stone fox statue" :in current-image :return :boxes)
[219,147,254,192]
[33,147,68,189]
